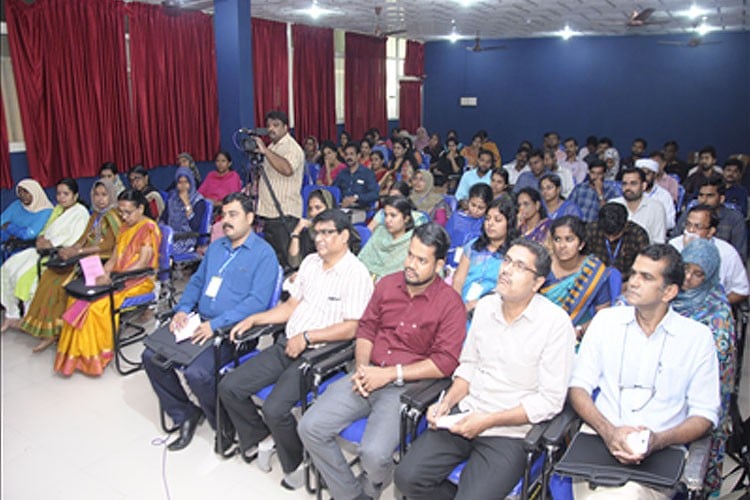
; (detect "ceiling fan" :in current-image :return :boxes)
[658,37,721,48]
[466,35,507,53]
[373,6,407,38]
[627,8,669,27]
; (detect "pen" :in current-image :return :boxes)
[434,390,446,417]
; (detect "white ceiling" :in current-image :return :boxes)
[165,0,749,41]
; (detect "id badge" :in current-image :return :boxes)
[205,276,223,298]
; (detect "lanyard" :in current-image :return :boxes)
[605,239,623,263]
[217,247,241,276]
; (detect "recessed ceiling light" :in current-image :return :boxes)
[300,1,335,20]
[695,22,714,36]
[558,24,580,40]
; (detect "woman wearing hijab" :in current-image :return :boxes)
[177,152,202,185]
[1,178,89,333]
[20,180,122,352]
[161,167,206,254]
[673,239,735,497]
[1,179,54,248]
[602,147,620,181]
[409,170,452,226]
[413,127,430,153]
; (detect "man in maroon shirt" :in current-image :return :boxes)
[298,222,467,500]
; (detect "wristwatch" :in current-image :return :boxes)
[303,331,311,347]
[394,364,404,386]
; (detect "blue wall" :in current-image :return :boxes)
[423,32,750,162]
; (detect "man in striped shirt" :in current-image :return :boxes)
[218,209,374,490]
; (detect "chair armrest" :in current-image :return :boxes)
[216,323,285,346]
[309,343,356,376]
[681,435,712,491]
[542,403,580,446]
[156,311,176,324]
[300,340,354,367]
[36,246,59,258]
[400,378,453,412]
[111,268,156,284]
[524,420,550,452]
[172,231,211,241]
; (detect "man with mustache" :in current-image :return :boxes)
[142,192,279,452]
[612,168,667,244]
[298,222,467,500]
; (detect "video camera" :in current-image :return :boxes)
[237,127,269,155]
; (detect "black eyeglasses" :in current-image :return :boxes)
[502,255,538,275]
[617,329,667,420]
[310,228,339,239]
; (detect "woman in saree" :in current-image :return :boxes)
[673,239,735,497]
[55,189,161,377]
[452,197,516,314]
[541,215,611,338]
[358,195,415,281]
[539,173,582,220]
[409,170,452,226]
[20,180,121,352]
[1,179,54,247]
[1,178,89,333]
[516,187,552,245]
[161,167,206,254]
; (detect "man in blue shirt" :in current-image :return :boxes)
[722,158,748,217]
[333,142,380,210]
[455,149,494,208]
[568,160,622,222]
[142,192,279,452]
[513,149,550,194]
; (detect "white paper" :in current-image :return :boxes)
[436,411,472,429]
[625,429,650,455]
[174,313,201,343]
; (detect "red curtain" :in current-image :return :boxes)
[6,0,133,186]
[0,93,11,189]
[399,81,422,135]
[252,18,289,127]
[404,40,424,77]
[292,24,336,143]
[345,33,386,141]
[128,3,220,168]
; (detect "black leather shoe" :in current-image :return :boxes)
[168,412,205,451]
[215,430,237,457]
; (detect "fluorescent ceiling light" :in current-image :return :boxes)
[558,24,580,40]
[680,5,710,20]
[695,23,715,36]
[301,1,335,20]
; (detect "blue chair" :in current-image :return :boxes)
[443,195,458,214]
[421,153,431,170]
[354,224,372,249]
[608,268,622,306]
[397,379,551,500]
[444,211,484,267]
[676,184,686,214]
[302,185,342,218]
[668,173,682,184]
[373,144,391,164]
[63,223,174,375]
[171,198,213,266]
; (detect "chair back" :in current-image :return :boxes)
[676,185,686,214]
[420,153,431,170]
[197,198,213,246]
[269,265,284,309]
[302,185,342,218]
[445,211,484,249]
[157,224,174,283]
[608,267,622,306]
[443,194,458,214]
[353,224,372,248]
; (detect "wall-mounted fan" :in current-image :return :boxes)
[627,8,669,27]
[466,35,507,53]
[373,6,407,38]
[658,37,721,48]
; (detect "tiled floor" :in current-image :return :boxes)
[2,311,748,499]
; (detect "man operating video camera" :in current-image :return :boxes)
[253,110,304,268]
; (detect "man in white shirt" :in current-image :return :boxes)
[502,147,530,186]
[560,137,589,185]
[668,204,749,305]
[637,159,676,231]
[395,239,576,500]
[569,244,719,499]
[612,168,667,243]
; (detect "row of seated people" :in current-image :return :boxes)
[0,181,739,498]
[143,201,735,500]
